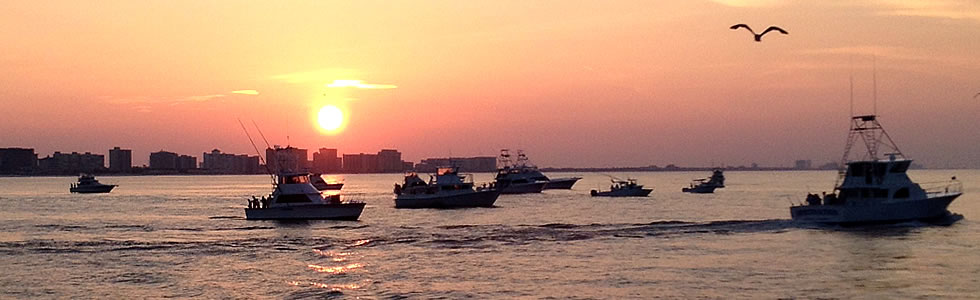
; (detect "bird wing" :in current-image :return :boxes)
[762,26,788,35]
[730,24,754,33]
[975,92,980,99]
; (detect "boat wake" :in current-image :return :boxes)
[4,216,963,257]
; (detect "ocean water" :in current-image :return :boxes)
[1,170,978,299]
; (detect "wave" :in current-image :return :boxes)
[5,217,962,256]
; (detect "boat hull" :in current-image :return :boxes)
[499,181,548,194]
[591,188,653,197]
[245,203,365,220]
[70,185,116,193]
[395,190,499,208]
[544,177,581,189]
[682,185,718,194]
[790,194,960,224]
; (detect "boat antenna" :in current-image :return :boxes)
[872,55,878,116]
[849,55,854,118]
[238,119,275,184]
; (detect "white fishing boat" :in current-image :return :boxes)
[591,178,652,197]
[682,169,725,194]
[393,166,499,208]
[309,174,344,191]
[245,171,364,220]
[69,174,116,193]
[244,145,364,221]
[790,115,962,224]
[494,149,548,194]
[543,176,583,190]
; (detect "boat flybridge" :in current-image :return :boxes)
[790,115,962,224]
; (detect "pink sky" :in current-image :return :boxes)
[2,1,979,168]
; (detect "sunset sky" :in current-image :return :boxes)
[2,1,978,168]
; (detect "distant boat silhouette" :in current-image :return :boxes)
[730,24,788,42]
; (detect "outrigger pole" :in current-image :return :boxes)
[238,118,276,185]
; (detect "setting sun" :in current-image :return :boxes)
[317,105,344,133]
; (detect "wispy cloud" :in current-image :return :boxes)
[876,0,980,22]
[710,0,784,8]
[799,45,977,67]
[177,94,226,102]
[231,90,259,95]
[271,69,359,84]
[326,80,397,89]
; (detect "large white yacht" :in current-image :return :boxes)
[69,174,117,193]
[245,147,364,220]
[790,115,962,224]
[494,150,549,194]
[393,166,499,208]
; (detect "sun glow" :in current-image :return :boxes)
[317,105,344,133]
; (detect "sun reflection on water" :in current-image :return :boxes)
[312,249,355,262]
[348,239,371,248]
[286,280,363,291]
[307,263,364,274]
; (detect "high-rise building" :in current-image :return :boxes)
[108,147,132,172]
[150,151,197,171]
[202,149,260,174]
[415,156,497,173]
[342,153,378,173]
[312,148,342,173]
[149,151,179,170]
[38,151,104,174]
[377,149,402,173]
[178,155,197,171]
[0,148,37,174]
[265,146,308,173]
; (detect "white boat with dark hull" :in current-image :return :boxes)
[394,167,499,208]
[309,174,344,191]
[245,171,365,220]
[682,169,725,194]
[505,150,581,190]
[70,174,117,193]
[494,150,549,194]
[790,115,963,224]
[591,178,653,197]
[543,177,583,190]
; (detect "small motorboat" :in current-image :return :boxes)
[591,178,652,197]
[309,174,344,191]
[69,174,116,193]
[682,169,725,193]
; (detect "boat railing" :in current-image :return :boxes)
[921,180,963,197]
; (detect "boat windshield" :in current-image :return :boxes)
[283,175,309,184]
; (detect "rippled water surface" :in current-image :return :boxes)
[1,170,978,299]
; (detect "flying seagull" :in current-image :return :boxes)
[730,24,788,42]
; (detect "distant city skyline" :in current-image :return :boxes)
[2,1,979,169]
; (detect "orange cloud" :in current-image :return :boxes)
[231,90,259,95]
[326,80,397,89]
